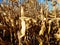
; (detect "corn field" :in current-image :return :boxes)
[0,0,60,45]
